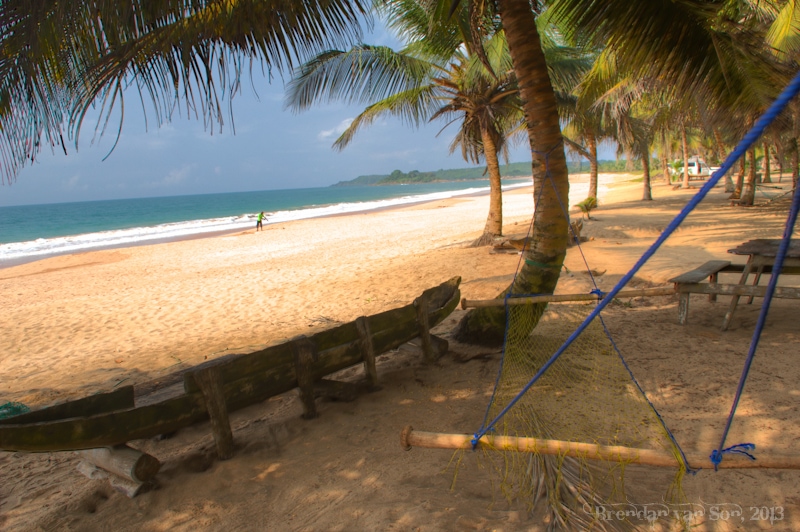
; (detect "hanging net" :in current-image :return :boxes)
[438,69,800,531]
[473,300,685,530]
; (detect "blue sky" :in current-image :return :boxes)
[0,22,611,208]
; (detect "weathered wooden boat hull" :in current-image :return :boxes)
[0,277,460,452]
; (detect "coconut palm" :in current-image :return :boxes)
[560,93,614,202]
[286,3,589,246]
[569,47,676,202]
[454,0,790,343]
[286,30,525,246]
[600,81,659,200]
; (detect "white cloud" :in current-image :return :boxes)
[318,118,353,141]
[63,174,81,189]
[146,164,193,188]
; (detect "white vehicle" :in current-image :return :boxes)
[686,157,710,177]
[671,157,710,178]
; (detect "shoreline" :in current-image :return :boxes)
[0,172,641,271]
[0,180,536,270]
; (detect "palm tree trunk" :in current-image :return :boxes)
[732,155,745,199]
[473,127,504,246]
[499,0,569,290]
[681,124,690,189]
[660,130,670,183]
[587,132,598,199]
[714,128,734,193]
[763,142,772,183]
[454,0,569,345]
[740,147,757,205]
[642,149,652,201]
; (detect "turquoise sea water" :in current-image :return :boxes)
[0,179,530,267]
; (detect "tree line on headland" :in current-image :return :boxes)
[332,160,643,186]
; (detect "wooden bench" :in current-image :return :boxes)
[669,260,745,324]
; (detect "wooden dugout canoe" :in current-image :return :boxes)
[0,277,461,452]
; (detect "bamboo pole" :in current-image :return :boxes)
[400,427,800,469]
[461,286,675,309]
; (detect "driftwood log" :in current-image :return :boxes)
[76,445,161,482]
[76,461,149,498]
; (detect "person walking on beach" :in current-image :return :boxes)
[256,211,267,231]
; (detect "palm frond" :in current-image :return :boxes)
[766,0,800,56]
[548,0,788,115]
[331,84,442,149]
[285,45,437,111]
[0,0,372,183]
[379,0,467,60]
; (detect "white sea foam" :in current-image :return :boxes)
[0,182,531,265]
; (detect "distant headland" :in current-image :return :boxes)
[331,160,637,186]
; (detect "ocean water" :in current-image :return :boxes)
[0,179,531,267]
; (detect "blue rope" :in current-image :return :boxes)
[474,143,560,443]
[597,314,697,473]
[473,68,800,445]
[710,443,757,467]
[476,292,516,436]
[711,176,800,470]
[477,143,558,439]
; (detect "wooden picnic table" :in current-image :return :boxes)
[722,238,800,330]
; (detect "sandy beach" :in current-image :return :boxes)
[2,175,799,531]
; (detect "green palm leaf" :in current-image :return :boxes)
[0,0,372,183]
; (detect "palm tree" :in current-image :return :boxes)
[606,87,658,201]
[286,31,525,246]
[560,94,612,202]
[451,0,574,344]
[713,128,737,193]
[455,0,790,341]
[430,47,523,245]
